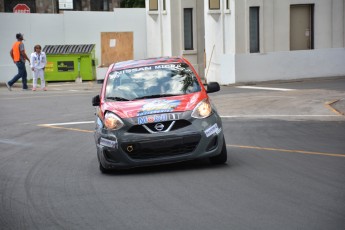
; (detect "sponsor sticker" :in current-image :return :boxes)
[154,64,182,70]
[204,124,219,137]
[111,66,153,79]
[137,113,181,125]
[100,137,118,149]
[137,99,181,116]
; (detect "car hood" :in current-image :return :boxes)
[102,92,207,118]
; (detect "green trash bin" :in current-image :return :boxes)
[43,44,96,82]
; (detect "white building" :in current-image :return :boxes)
[146,0,345,84]
[1,1,344,85]
[145,0,205,79]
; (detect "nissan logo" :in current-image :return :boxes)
[154,123,165,131]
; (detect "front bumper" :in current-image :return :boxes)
[94,112,224,169]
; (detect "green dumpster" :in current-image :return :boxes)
[43,44,96,82]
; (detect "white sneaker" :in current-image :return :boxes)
[6,82,12,91]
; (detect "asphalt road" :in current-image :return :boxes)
[0,78,345,230]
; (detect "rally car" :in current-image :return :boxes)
[92,56,227,173]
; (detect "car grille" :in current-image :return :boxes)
[121,134,201,160]
[128,120,191,134]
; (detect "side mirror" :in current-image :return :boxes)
[206,82,220,93]
[92,95,100,106]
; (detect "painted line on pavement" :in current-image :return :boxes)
[0,138,32,146]
[221,115,339,118]
[1,93,98,100]
[236,86,296,91]
[38,121,94,133]
[41,121,95,126]
[38,124,93,133]
[228,144,345,158]
[325,99,344,116]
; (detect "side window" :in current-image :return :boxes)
[225,0,230,10]
[149,0,158,11]
[209,0,220,10]
[163,0,166,11]
[249,7,260,53]
[184,8,193,50]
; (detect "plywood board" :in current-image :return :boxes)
[101,32,133,67]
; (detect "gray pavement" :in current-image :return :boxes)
[1,77,345,230]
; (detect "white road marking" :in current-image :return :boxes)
[41,121,95,126]
[236,86,296,91]
[0,138,32,146]
[221,115,339,118]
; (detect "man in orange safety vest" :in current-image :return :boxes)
[6,33,31,91]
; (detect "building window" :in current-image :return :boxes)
[149,0,158,11]
[209,0,220,10]
[249,7,260,53]
[91,0,109,11]
[225,0,230,10]
[163,0,166,11]
[184,8,194,50]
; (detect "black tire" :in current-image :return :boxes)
[99,162,112,174]
[209,138,227,164]
[98,153,112,174]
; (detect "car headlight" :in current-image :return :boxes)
[191,99,212,119]
[104,112,124,130]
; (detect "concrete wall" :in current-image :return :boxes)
[206,0,345,84]
[222,48,345,84]
[0,9,146,83]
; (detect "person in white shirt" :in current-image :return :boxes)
[30,45,47,91]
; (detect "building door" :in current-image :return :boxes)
[290,4,314,50]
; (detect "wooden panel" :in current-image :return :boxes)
[100,32,133,67]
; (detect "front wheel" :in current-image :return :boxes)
[209,138,227,164]
[99,162,112,174]
[98,153,112,174]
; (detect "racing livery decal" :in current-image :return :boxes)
[137,99,181,116]
[204,123,222,137]
[110,64,183,79]
[100,137,118,149]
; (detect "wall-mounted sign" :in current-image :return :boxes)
[57,61,74,72]
[13,4,31,13]
[59,0,73,10]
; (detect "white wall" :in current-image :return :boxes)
[206,0,345,84]
[227,48,345,83]
[0,9,146,83]
[204,0,225,83]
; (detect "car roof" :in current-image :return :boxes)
[111,56,188,71]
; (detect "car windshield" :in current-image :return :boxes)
[105,63,201,101]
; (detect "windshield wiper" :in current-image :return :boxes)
[106,96,130,101]
[134,94,182,100]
